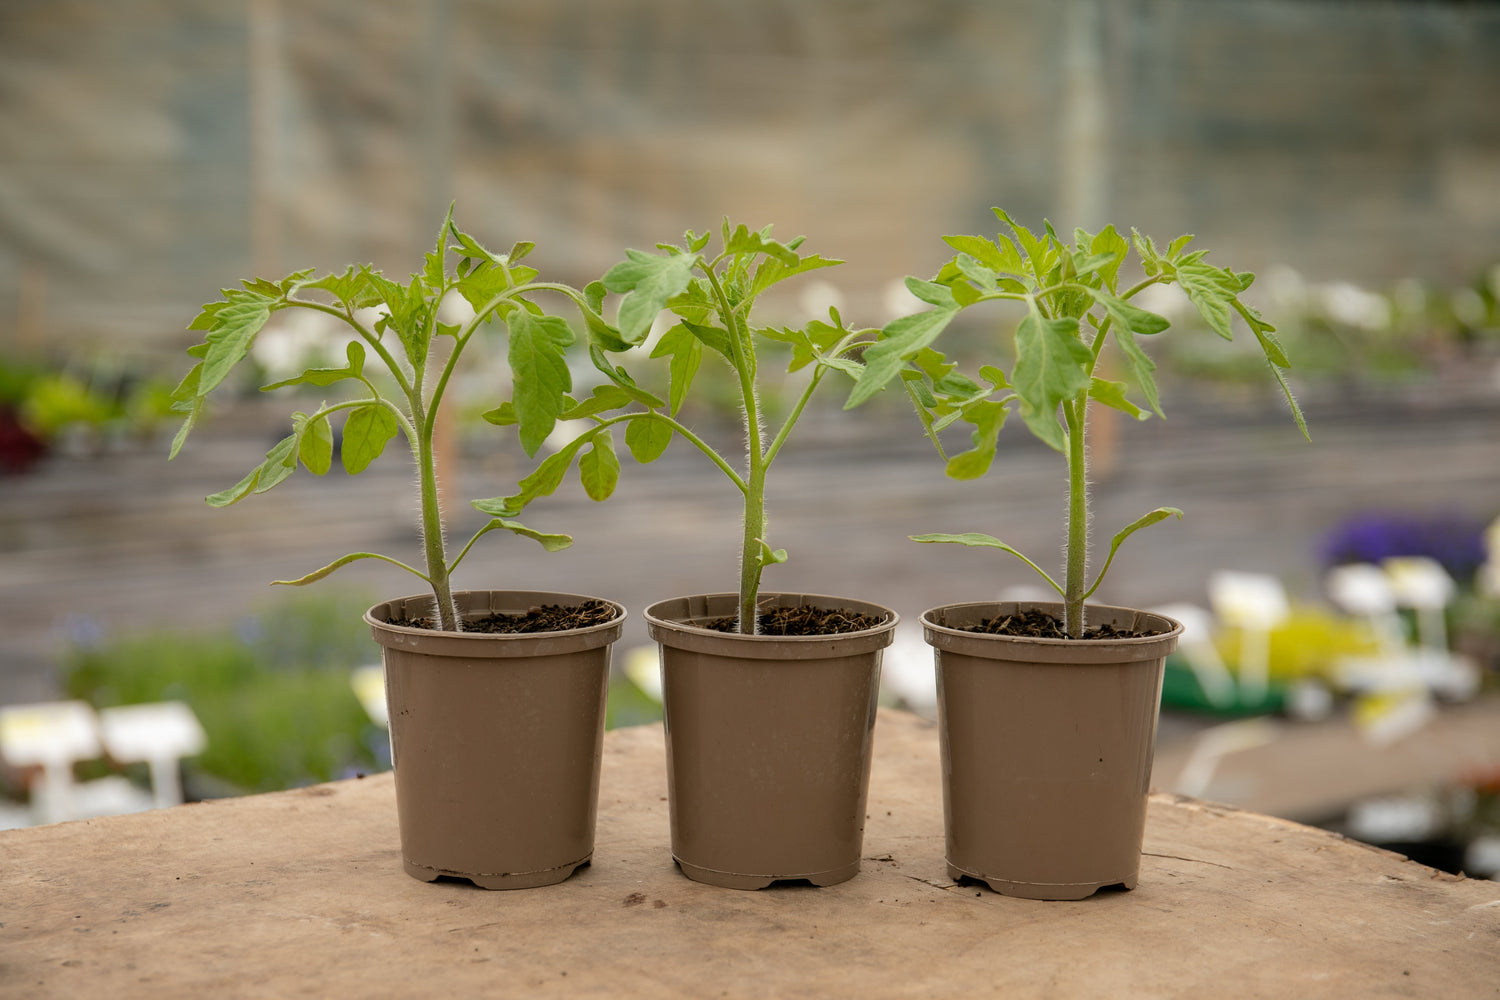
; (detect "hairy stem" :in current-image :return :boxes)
[407,379,458,632]
[1063,394,1089,638]
[703,266,765,635]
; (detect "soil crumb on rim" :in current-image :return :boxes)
[389,599,617,634]
[952,607,1163,640]
[701,604,888,636]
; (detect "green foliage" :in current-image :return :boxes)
[0,357,177,450]
[857,208,1308,636]
[478,220,876,632]
[171,208,618,631]
[62,591,384,793]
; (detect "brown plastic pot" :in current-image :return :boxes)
[366,590,625,890]
[922,601,1182,901]
[644,592,898,890]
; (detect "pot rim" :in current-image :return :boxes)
[920,600,1182,664]
[644,592,899,659]
[644,591,898,640]
[366,589,626,656]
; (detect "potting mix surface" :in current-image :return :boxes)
[701,604,889,635]
[954,607,1163,640]
[390,599,619,634]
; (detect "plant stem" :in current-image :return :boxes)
[740,462,767,635]
[408,377,459,632]
[703,265,765,635]
[1063,394,1090,638]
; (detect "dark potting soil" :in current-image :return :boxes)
[390,599,618,634]
[701,604,888,636]
[955,607,1163,640]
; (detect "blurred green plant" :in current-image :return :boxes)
[63,590,385,794]
[1154,264,1500,385]
[0,357,177,458]
[60,589,664,796]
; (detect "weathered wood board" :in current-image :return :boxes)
[3,710,1497,999]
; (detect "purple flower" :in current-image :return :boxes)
[1322,511,1488,583]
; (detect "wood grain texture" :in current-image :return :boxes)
[3,709,1497,999]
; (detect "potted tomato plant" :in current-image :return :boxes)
[490,222,898,888]
[848,209,1308,899]
[170,210,626,889]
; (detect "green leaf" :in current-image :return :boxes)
[261,340,368,391]
[365,270,433,368]
[905,277,959,309]
[649,324,702,415]
[1234,298,1291,368]
[506,310,575,457]
[679,319,732,359]
[942,234,1008,272]
[578,429,620,501]
[253,435,298,494]
[1087,226,1129,288]
[453,262,516,317]
[757,539,788,567]
[995,209,1057,276]
[747,252,841,300]
[198,294,275,394]
[846,306,959,408]
[1084,507,1183,599]
[480,401,518,426]
[582,302,630,353]
[204,465,259,508]
[1087,377,1149,421]
[206,434,297,507]
[1091,288,1170,338]
[166,363,204,458]
[586,345,666,408]
[1011,310,1092,451]
[624,415,672,463]
[301,267,377,309]
[601,248,698,343]
[952,254,1000,293]
[1267,361,1310,441]
[1071,251,1118,280]
[722,223,800,266]
[342,404,399,474]
[979,365,1009,389]
[1112,325,1162,417]
[272,551,428,587]
[944,399,1009,480]
[910,531,1063,596]
[168,401,202,460]
[491,518,572,552]
[558,385,638,421]
[1175,261,1237,340]
[295,411,334,475]
[449,225,504,267]
[663,280,717,327]
[479,433,595,516]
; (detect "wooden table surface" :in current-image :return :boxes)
[3,709,1498,999]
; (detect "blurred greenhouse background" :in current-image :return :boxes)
[3,1,1500,875]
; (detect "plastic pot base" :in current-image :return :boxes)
[646,592,897,891]
[404,855,591,891]
[675,857,861,890]
[368,590,624,892]
[947,863,1138,901]
[925,600,1182,902]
